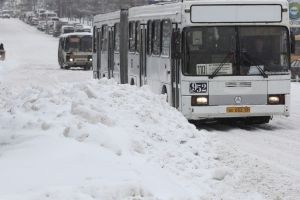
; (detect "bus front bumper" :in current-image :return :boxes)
[66,61,92,67]
[182,98,290,120]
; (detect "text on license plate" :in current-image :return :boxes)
[226,107,251,113]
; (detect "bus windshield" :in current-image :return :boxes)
[80,36,92,52]
[65,36,92,52]
[63,27,75,34]
[183,26,289,76]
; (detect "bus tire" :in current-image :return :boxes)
[161,86,168,102]
[245,116,271,125]
[130,79,135,85]
[58,57,63,69]
[64,65,70,70]
[84,66,90,71]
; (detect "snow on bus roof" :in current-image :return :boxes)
[94,0,288,23]
[60,32,92,38]
[184,0,288,5]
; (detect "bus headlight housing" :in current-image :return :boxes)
[66,55,73,62]
[268,94,285,105]
[191,96,208,106]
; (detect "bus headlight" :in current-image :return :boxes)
[268,95,285,105]
[66,55,73,62]
[191,96,208,106]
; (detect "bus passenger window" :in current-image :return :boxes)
[93,26,97,53]
[114,23,120,52]
[161,20,172,56]
[136,21,141,53]
[152,20,161,55]
[97,29,101,51]
[147,21,152,55]
[101,25,108,52]
[129,22,136,52]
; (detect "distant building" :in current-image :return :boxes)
[18,0,35,11]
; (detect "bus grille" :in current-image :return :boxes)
[225,82,252,87]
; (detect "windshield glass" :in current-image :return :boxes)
[63,27,74,34]
[47,13,57,18]
[80,36,92,52]
[183,26,289,76]
[65,36,92,52]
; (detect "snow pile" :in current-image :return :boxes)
[0,79,218,200]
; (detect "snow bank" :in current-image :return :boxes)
[0,79,217,200]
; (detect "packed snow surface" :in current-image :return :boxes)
[1,19,300,200]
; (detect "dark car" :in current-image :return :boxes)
[291,60,300,81]
[0,50,5,61]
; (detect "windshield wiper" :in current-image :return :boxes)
[241,53,268,78]
[209,52,233,79]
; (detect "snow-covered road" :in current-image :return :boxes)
[0,19,300,200]
[0,19,91,91]
[199,107,300,199]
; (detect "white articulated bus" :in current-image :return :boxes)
[93,0,291,124]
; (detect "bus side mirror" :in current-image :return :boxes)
[171,30,182,59]
[291,33,295,54]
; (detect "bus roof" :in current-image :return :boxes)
[60,32,92,38]
[183,0,288,4]
[94,0,288,23]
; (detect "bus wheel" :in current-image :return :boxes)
[130,79,135,85]
[58,58,63,69]
[161,86,168,102]
[245,116,271,125]
[84,66,90,71]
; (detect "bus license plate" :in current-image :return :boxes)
[226,107,251,113]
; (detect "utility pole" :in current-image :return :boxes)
[32,0,37,11]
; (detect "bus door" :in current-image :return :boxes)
[96,28,101,78]
[171,25,181,109]
[108,27,114,78]
[139,24,147,86]
[113,23,121,83]
[101,25,109,78]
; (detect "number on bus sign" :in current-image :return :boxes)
[189,82,208,93]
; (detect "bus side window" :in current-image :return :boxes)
[98,28,102,51]
[114,23,120,52]
[136,21,141,53]
[101,25,108,52]
[152,20,161,55]
[59,38,63,49]
[161,19,172,57]
[147,20,152,55]
[60,38,65,50]
[93,26,97,53]
[129,21,136,52]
